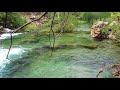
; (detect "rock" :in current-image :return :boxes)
[92,21,109,29]
[108,32,116,40]
[91,27,102,38]
[91,21,109,38]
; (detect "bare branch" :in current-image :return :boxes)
[49,12,56,51]
[48,12,56,61]
[55,12,69,39]
[96,64,120,78]
[12,12,48,33]
[6,32,12,59]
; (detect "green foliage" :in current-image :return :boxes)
[53,13,79,33]
[42,12,80,33]
[24,23,39,32]
[63,15,78,33]
[0,12,27,29]
[80,12,111,24]
[104,12,120,23]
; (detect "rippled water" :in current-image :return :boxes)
[12,44,119,78]
[0,33,29,77]
[0,25,120,78]
[74,24,91,31]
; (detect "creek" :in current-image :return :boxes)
[0,24,120,78]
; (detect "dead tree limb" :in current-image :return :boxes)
[6,32,12,59]
[5,33,19,64]
[55,12,69,39]
[12,12,48,33]
[49,12,56,54]
[5,12,47,64]
[96,64,120,78]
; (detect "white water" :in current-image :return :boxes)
[0,33,22,40]
[0,47,26,70]
[0,33,28,77]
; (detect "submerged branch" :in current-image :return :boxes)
[96,64,120,78]
[6,33,19,64]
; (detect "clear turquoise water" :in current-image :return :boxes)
[0,25,120,78]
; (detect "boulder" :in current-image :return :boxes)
[91,21,109,38]
[108,31,116,40]
[92,21,109,29]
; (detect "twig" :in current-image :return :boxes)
[55,12,69,39]
[5,33,19,64]
[51,12,56,51]
[48,12,56,61]
[96,64,120,78]
[12,12,48,34]
[49,12,56,51]
[5,12,47,64]
[6,32,12,59]
[4,12,8,28]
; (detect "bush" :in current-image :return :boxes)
[24,23,39,32]
[42,12,79,33]
[0,12,27,29]
[80,12,111,24]
[53,13,79,33]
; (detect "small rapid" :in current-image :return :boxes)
[0,33,29,77]
[0,33,22,40]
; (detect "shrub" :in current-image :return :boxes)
[0,12,27,29]
[80,12,111,24]
[54,13,79,33]
[24,23,39,32]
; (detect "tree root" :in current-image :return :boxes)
[96,64,120,78]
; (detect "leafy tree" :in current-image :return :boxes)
[0,12,27,29]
